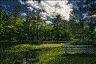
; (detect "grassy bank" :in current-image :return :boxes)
[0,42,96,64]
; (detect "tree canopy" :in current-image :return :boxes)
[1,7,96,45]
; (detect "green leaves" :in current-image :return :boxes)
[1,3,96,45]
[13,5,21,23]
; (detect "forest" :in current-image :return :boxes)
[1,1,96,64]
[0,8,96,48]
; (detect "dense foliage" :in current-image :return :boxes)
[0,6,96,46]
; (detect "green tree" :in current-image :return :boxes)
[83,16,96,45]
[0,10,17,42]
[21,11,46,44]
[67,19,78,37]
[35,12,47,44]
[67,11,88,40]
[13,5,21,22]
[52,14,63,42]
[10,5,27,43]
[83,16,96,32]
[9,14,27,43]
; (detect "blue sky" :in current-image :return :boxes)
[1,0,96,29]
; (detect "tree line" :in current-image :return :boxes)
[0,4,96,46]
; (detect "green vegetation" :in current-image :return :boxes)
[0,43,96,64]
[1,8,96,45]
[1,2,96,63]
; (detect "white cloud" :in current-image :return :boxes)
[40,1,73,21]
[21,13,27,16]
[27,7,33,11]
[26,1,42,9]
[19,0,73,25]
[19,0,25,5]
[82,12,96,21]
[46,21,53,24]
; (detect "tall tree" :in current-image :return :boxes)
[22,11,45,44]
[22,14,37,44]
[83,16,96,32]
[12,5,30,43]
[57,19,70,41]
[83,16,96,45]
[82,0,96,44]
[67,11,87,41]
[35,11,47,44]
[0,10,17,42]
[13,5,21,24]
[52,14,62,42]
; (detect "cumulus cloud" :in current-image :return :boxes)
[27,7,34,11]
[21,13,27,16]
[19,0,25,5]
[40,1,73,21]
[46,21,53,24]
[19,0,73,25]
